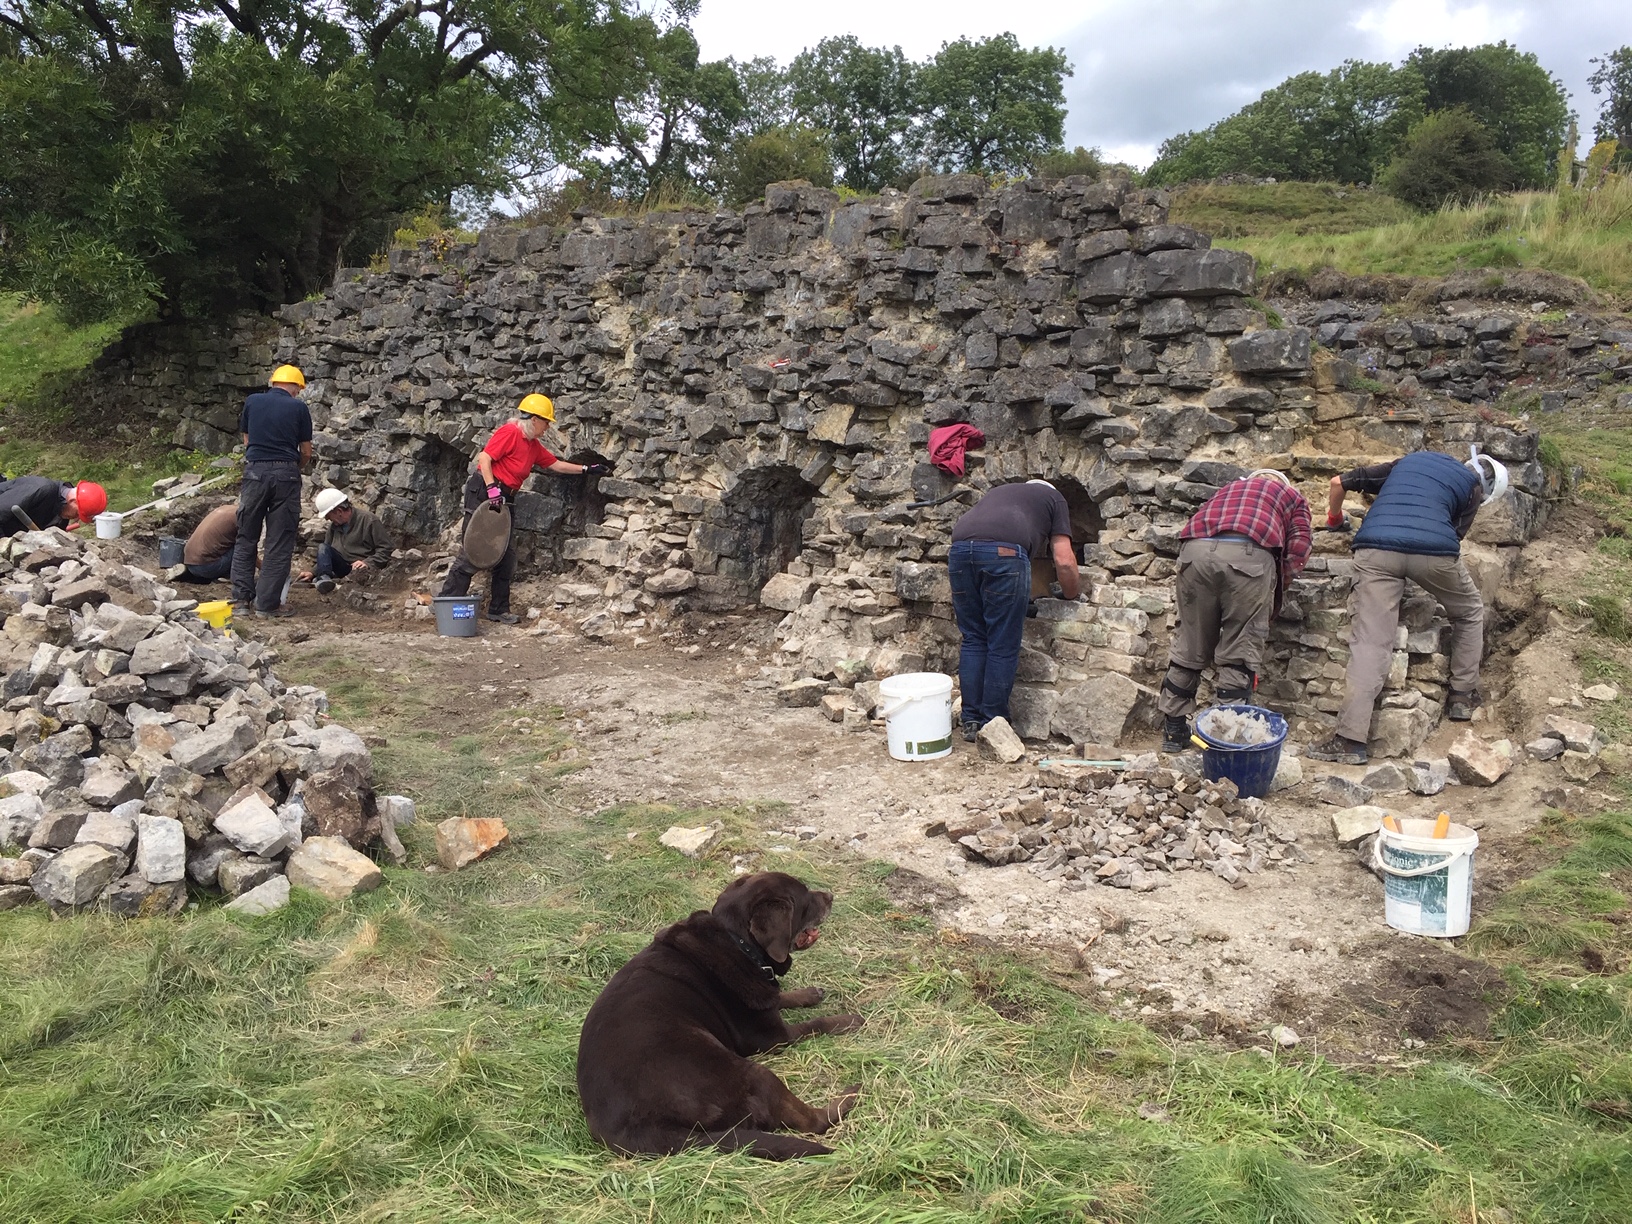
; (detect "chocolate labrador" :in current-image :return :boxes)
[576,871,863,1160]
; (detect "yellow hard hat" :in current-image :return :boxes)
[270,364,305,388]
[518,393,555,421]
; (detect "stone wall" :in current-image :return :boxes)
[77,176,1551,754]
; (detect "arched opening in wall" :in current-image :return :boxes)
[702,463,819,601]
[394,438,473,544]
[1052,476,1104,562]
[512,448,613,573]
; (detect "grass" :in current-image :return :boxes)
[1170,181,1413,239]
[4,648,1632,1222]
[1211,177,1632,301]
[0,294,136,410]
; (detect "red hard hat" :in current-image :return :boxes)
[74,481,108,521]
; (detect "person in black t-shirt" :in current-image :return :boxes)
[948,480,1081,741]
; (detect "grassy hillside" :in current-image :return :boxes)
[0,294,132,409]
[1170,181,1413,238]
[1184,178,1632,301]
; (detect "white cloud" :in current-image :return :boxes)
[1351,0,1526,57]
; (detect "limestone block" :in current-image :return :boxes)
[1526,737,1565,762]
[32,843,126,913]
[1332,805,1390,844]
[214,789,291,857]
[1542,714,1603,755]
[1561,750,1601,782]
[0,792,44,849]
[170,716,258,775]
[658,822,721,858]
[224,874,290,915]
[1448,733,1516,787]
[1051,674,1155,746]
[644,568,697,596]
[135,814,186,883]
[977,717,1027,763]
[286,836,384,900]
[760,573,815,612]
[99,874,186,918]
[1143,248,1254,298]
[1228,328,1311,374]
[776,679,828,708]
[75,810,138,853]
[218,855,280,897]
[128,628,195,675]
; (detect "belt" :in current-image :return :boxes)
[1209,533,1260,545]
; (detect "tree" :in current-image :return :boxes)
[1381,108,1510,210]
[1588,46,1632,145]
[1404,42,1571,188]
[558,17,744,198]
[915,34,1069,175]
[785,36,916,192]
[0,0,621,322]
[1033,146,1105,179]
[718,125,833,206]
[1144,60,1422,185]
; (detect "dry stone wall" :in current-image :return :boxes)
[79,177,1549,755]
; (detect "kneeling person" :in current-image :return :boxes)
[299,489,394,594]
[1158,470,1312,752]
[176,504,238,582]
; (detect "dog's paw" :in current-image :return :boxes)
[780,986,825,1008]
[825,1012,865,1035]
[825,1083,863,1125]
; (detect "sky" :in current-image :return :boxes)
[689,0,1632,167]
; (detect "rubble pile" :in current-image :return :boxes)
[0,528,408,917]
[935,767,1304,891]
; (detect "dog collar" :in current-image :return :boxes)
[727,930,779,983]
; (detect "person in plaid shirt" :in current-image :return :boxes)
[1158,470,1313,753]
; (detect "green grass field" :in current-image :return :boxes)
[3,648,1630,1223]
[1204,178,1632,301]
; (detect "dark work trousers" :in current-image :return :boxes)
[948,539,1031,728]
[1158,537,1276,717]
[315,544,351,581]
[439,473,517,614]
[181,553,234,583]
[230,460,302,612]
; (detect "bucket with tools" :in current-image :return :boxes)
[1374,813,1477,938]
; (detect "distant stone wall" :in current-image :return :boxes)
[76,176,1551,754]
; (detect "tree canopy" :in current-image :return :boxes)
[1145,43,1570,194]
[0,0,628,322]
[1589,46,1632,146]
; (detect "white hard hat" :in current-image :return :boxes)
[314,488,350,517]
[1247,468,1294,488]
[1465,446,1509,506]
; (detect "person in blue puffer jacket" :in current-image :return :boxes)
[1307,450,1487,765]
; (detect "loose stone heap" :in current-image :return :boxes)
[0,528,401,916]
[935,767,1303,891]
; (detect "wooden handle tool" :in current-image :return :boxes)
[1432,812,1451,839]
[1382,814,1401,833]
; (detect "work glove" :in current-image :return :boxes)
[486,484,504,505]
[1326,511,1350,532]
[584,462,612,477]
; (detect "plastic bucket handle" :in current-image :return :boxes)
[877,695,914,719]
[1371,839,1474,878]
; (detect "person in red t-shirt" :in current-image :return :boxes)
[439,393,610,623]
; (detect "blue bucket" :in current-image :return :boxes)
[1193,703,1289,800]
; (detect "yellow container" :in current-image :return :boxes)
[196,600,233,631]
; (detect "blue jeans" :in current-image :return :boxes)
[315,544,350,580]
[949,540,1031,727]
[182,553,234,583]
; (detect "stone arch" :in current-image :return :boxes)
[698,462,820,601]
[1052,475,1104,561]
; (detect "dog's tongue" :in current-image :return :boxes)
[793,927,820,951]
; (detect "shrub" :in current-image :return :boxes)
[719,126,834,207]
[1382,109,1511,210]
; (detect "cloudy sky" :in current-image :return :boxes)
[691,0,1632,167]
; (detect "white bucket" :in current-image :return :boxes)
[877,671,954,761]
[94,513,122,539]
[1373,817,1478,937]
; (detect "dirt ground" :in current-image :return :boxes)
[208,563,1617,1061]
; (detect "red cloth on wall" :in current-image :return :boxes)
[928,423,986,477]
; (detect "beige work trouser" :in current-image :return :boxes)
[1335,548,1484,744]
[1158,538,1276,717]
